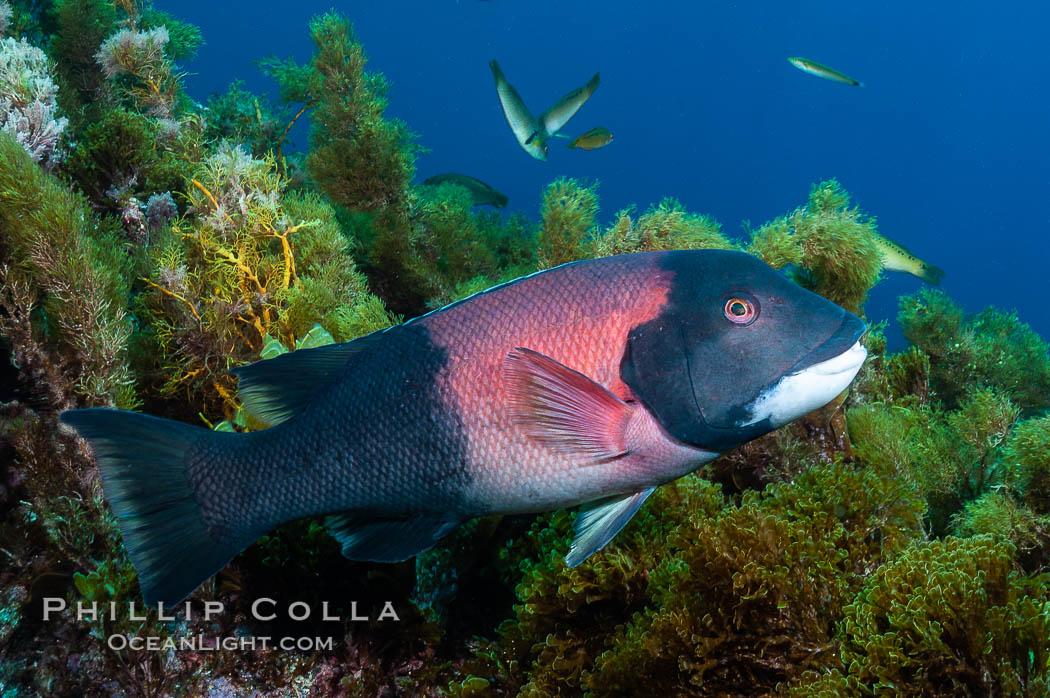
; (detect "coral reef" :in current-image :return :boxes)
[1,5,1048,696]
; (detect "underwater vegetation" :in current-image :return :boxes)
[0,2,1047,696]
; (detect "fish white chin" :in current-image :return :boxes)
[739,341,868,428]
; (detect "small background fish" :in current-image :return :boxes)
[787,56,863,86]
[872,233,944,284]
[423,173,508,208]
[490,59,600,160]
[569,127,614,150]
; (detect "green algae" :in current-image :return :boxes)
[748,179,883,315]
[0,4,1049,696]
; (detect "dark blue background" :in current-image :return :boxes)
[158,1,1050,346]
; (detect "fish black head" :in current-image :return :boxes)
[620,250,867,452]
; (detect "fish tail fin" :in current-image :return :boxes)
[920,263,945,285]
[61,408,242,606]
[488,59,504,84]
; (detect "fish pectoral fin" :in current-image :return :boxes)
[566,488,656,567]
[231,331,387,426]
[524,131,538,145]
[503,347,633,463]
[325,513,460,562]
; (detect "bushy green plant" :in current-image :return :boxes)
[850,326,934,407]
[464,458,924,696]
[139,8,202,62]
[137,143,394,417]
[848,389,1020,535]
[537,177,598,268]
[593,197,734,257]
[950,491,1050,573]
[48,0,118,125]
[0,130,135,409]
[460,476,724,696]
[835,536,1050,696]
[584,459,924,696]
[748,180,883,314]
[203,80,283,158]
[302,11,416,218]
[899,288,1050,413]
[1003,415,1050,513]
[62,107,191,211]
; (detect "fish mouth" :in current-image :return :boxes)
[787,312,867,374]
[738,314,868,429]
[801,340,867,376]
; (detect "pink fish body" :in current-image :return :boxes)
[62,250,867,605]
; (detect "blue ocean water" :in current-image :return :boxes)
[159,1,1050,346]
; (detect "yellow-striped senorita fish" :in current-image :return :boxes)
[872,233,944,284]
[489,59,600,161]
[787,57,863,86]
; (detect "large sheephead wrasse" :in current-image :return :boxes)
[62,250,867,606]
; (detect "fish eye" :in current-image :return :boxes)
[724,296,758,325]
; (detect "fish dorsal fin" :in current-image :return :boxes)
[503,347,633,463]
[540,72,600,137]
[231,332,384,425]
[326,513,461,562]
[566,488,655,566]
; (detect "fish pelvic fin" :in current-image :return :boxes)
[503,347,633,463]
[566,488,655,566]
[60,409,243,607]
[326,514,460,562]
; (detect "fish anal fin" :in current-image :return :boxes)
[566,488,655,566]
[503,347,632,463]
[231,332,384,426]
[326,513,460,562]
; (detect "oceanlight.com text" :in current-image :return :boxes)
[107,634,336,652]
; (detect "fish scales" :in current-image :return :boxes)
[423,254,691,511]
[188,323,474,544]
[61,249,868,604]
[190,253,680,544]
